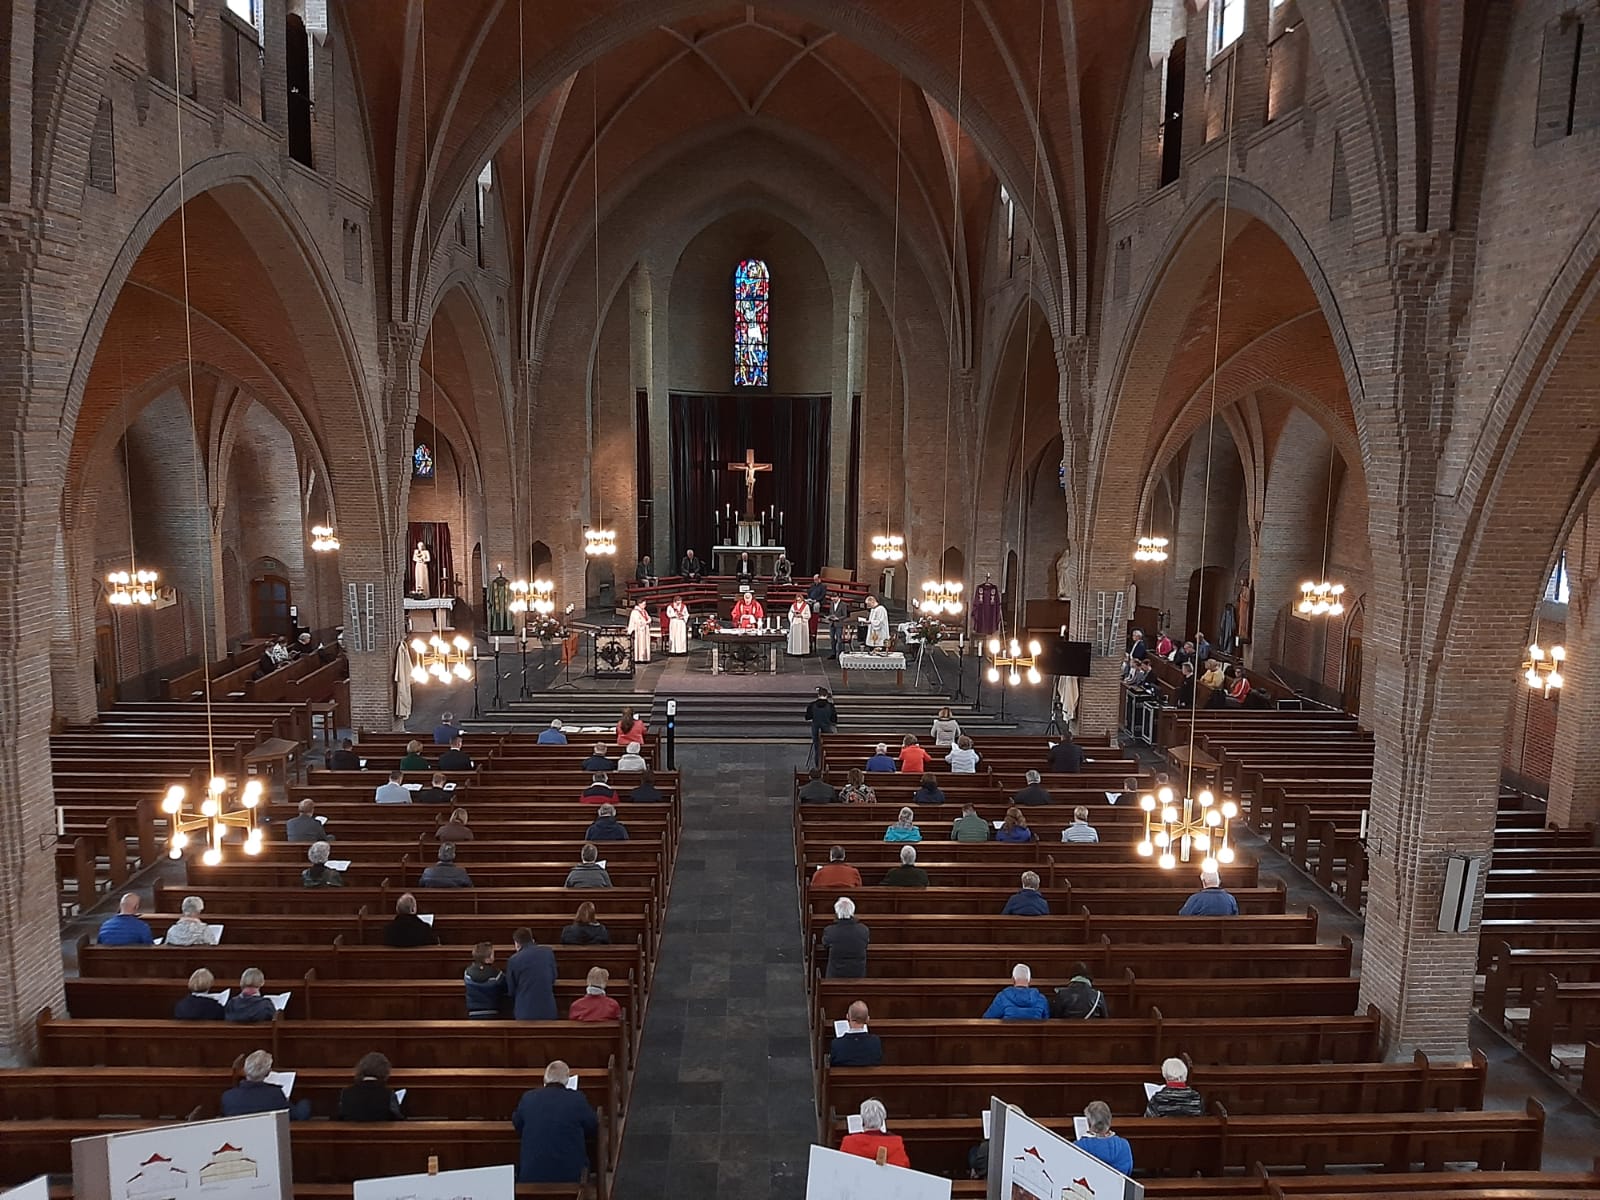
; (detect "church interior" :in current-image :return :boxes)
[5,0,1600,1197]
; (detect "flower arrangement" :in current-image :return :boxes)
[526,614,564,640]
[909,615,946,645]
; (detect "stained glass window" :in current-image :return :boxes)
[733,258,770,387]
[413,443,434,479]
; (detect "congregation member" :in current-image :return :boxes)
[880,845,929,887]
[1179,868,1240,916]
[284,799,329,842]
[680,549,705,580]
[1173,639,1197,667]
[1174,660,1197,708]
[581,772,615,803]
[616,707,648,744]
[338,1052,404,1121]
[805,686,839,760]
[865,742,897,772]
[912,773,946,805]
[416,771,453,805]
[432,711,461,744]
[822,897,870,978]
[505,927,558,1020]
[811,846,862,891]
[464,942,506,1018]
[1077,1101,1134,1174]
[634,554,656,585]
[1200,659,1226,688]
[174,968,225,1020]
[420,842,474,888]
[626,769,665,803]
[1227,666,1252,702]
[982,963,1049,1019]
[224,968,277,1023]
[1144,1058,1206,1117]
[436,808,475,843]
[827,593,851,658]
[1050,963,1109,1019]
[773,552,793,584]
[97,893,154,945]
[163,895,212,946]
[1155,629,1174,657]
[616,742,648,772]
[1001,871,1049,916]
[839,768,876,805]
[537,719,568,745]
[581,744,616,772]
[585,803,629,842]
[561,901,611,946]
[839,1098,910,1167]
[949,803,990,842]
[995,807,1036,843]
[1047,737,1084,773]
[512,1061,597,1184]
[1195,631,1212,664]
[897,735,932,773]
[564,844,613,888]
[398,741,430,771]
[302,840,345,888]
[1127,628,1149,662]
[437,737,473,771]
[374,770,411,805]
[568,967,622,1022]
[1011,770,1052,806]
[221,1050,309,1120]
[829,1001,883,1067]
[945,735,981,773]
[329,737,362,769]
[798,767,839,804]
[1061,806,1100,843]
[883,806,922,843]
[930,706,961,747]
[384,893,441,947]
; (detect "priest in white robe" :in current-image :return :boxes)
[665,597,691,655]
[626,600,652,663]
[864,595,891,652]
[786,598,811,655]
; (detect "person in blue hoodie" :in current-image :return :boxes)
[981,963,1050,1019]
[1000,871,1050,916]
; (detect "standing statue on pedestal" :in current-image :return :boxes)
[411,542,431,597]
[972,572,1002,638]
[1055,553,1071,600]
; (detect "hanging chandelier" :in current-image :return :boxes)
[584,527,617,557]
[986,636,1041,686]
[509,579,531,614]
[871,534,905,562]
[163,777,263,866]
[410,633,475,684]
[1297,580,1346,616]
[310,524,340,552]
[531,578,555,615]
[1134,536,1169,563]
[1137,783,1237,872]
[1523,642,1566,696]
[107,570,160,606]
[919,579,964,615]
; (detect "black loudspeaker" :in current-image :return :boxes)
[1035,637,1092,677]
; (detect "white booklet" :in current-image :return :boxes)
[564,1075,579,1091]
[833,1020,867,1038]
[266,1071,295,1097]
[1143,1082,1162,1100]
[846,1114,886,1134]
[1073,1116,1090,1140]
[326,860,352,871]
[1105,791,1121,805]
[202,924,224,945]
[267,992,291,1011]
[202,989,231,1006]
[418,913,435,926]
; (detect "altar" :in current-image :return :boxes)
[706,629,785,675]
[403,597,455,632]
[712,545,787,575]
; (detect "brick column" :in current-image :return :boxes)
[1548,505,1600,827]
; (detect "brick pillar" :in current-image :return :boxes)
[1548,504,1600,827]
[1074,659,1125,741]
[0,221,70,1060]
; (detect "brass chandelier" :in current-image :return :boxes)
[410,633,476,684]
[1137,783,1238,872]
[163,778,264,866]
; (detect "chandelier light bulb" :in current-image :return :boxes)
[1134,536,1170,563]
[1136,841,1153,857]
[986,666,1000,683]
[310,524,340,552]
[584,527,617,557]
[202,847,222,867]
[1158,852,1176,870]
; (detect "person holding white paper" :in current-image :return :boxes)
[839,1098,909,1167]
[827,1001,882,1067]
[1144,1057,1206,1117]
[173,967,226,1021]
[163,895,212,946]
[221,1050,310,1120]
[302,840,346,888]
[285,799,331,842]
[224,968,277,1023]
[1076,1101,1134,1174]
[383,893,441,947]
[512,1060,597,1183]
[563,843,612,888]
[338,1051,404,1121]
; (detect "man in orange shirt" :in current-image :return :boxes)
[567,966,623,1021]
[810,845,862,890]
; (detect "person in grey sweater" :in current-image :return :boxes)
[420,841,474,888]
[284,799,330,842]
[563,843,613,888]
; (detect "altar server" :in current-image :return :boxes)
[626,600,652,663]
[787,597,812,655]
[665,596,691,655]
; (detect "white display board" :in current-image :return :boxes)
[987,1098,1143,1200]
[88,1112,289,1200]
[804,1144,951,1200]
[352,1163,515,1200]
[2,1177,50,1200]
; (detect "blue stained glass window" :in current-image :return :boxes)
[413,443,434,479]
[733,258,770,387]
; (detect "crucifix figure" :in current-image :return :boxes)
[726,448,773,520]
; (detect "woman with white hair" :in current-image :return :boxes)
[838,1097,910,1167]
[301,840,344,888]
[1143,1057,1205,1117]
[882,806,922,844]
[822,896,870,978]
[163,895,211,946]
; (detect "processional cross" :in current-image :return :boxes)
[726,448,772,519]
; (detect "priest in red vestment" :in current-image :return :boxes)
[731,593,765,629]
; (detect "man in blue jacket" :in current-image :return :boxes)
[504,927,557,1019]
[512,1060,597,1183]
[97,893,154,945]
[1000,871,1050,916]
[1178,869,1240,916]
[828,1001,883,1067]
[982,963,1050,1019]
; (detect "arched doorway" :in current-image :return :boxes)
[251,574,292,638]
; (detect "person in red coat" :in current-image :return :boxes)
[839,1099,911,1168]
[567,966,622,1022]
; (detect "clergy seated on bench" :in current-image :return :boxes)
[420,842,474,889]
[302,840,345,888]
[175,968,225,1021]
[1178,868,1240,916]
[1001,871,1049,916]
[881,845,929,888]
[811,846,861,892]
[828,1001,883,1067]
[982,963,1050,1020]
[513,1060,597,1185]
[1144,1057,1206,1117]
[568,967,623,1022]
[223,1049,310,1120]
[385,893,441,947]
[564,844,613,889]
[799,767,839,804]
[839,1099,910,1168]
[338,1052,405,1121]
[585,804,629,842]
[561,901,611,946]
[97,893,154,946]
[224,969,277,1023]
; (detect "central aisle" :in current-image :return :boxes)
[612,741,816,1200]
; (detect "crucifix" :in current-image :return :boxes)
[726,448,773,520]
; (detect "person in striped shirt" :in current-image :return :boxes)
[1061,805,1099,844]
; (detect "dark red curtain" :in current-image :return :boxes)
[669,394,831,575]
[406,521,454,596]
